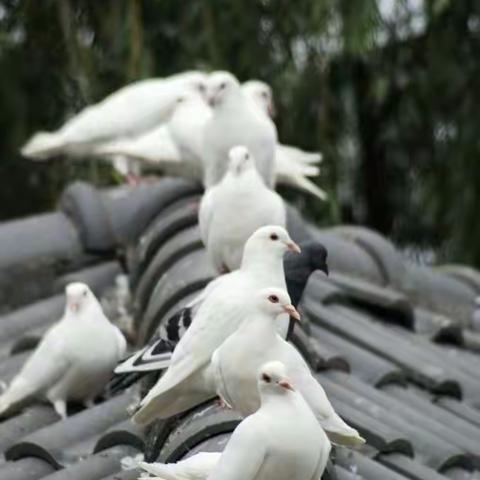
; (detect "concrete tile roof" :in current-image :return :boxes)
[0,177,479,480]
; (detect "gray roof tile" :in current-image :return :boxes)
[0,457,55,480]
[329,225,408,289]
[138,249,214,343]
[133,225,202,318]
[6,391,136,468]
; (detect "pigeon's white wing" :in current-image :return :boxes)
[118,275,234,376]
[138,452,221,480]
[21,75,199,159]
[0,324,70,414]
[112,325,127,359]
[308,441,331,480]
[198,186,218,247]
[284,345,364,447]
[185,274,232,309]
[133,289,248,423]
[148,292,247,391]
[208,417,266,480]
[94,125,182,164]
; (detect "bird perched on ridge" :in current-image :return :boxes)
[21,71,208,160]
[112,240,328,383]
[243,79,327,201]
[242,80,277,118]
[95,89,211,182]
[211,287,365,447]
[199,145,286,273]
[87,75,324,199]
[138,361,331,480]
[132,226,300,424]
[0,283,126,419]
[202,71,277,188]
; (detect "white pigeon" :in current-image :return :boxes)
[85,75,324,200]
[243,79,327,201]
[199,145,286,273]
[21,71,208,160]
[242,80,277,118]
[132,226,300,424]
[95,90,211,181]
[202,71,277,188]
[0,283,126,419]
[211,287,365,447]
[138,361,331,480]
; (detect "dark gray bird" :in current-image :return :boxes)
[110,240,328,392]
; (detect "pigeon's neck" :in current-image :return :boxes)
[239,311,277,339]
[259,390,298,413]
[64,300,106,323]
[241,252,285,283]
[224,168,264,188]
[216,91,246,114]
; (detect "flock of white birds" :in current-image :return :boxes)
[0,71,367,480]
[21,71,327,201]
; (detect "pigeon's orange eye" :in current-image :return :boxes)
[261,91,268,98]
[219,82,226,90]
[270,233,278,241]
[268,295,279,303]
[244,153,249,160]
[262,373,271,383]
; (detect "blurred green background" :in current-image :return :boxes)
[0,0,479,266]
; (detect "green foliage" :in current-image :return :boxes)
[0,0,479,266]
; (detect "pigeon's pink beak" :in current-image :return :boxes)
[268,101,276,119]
[207,92,217,107]
[286,241,301,254]
[70,302,80,313]
[278,379,295,391]
[283,304,300,321]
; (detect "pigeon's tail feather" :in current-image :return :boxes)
[133,382,212,425]
[137,461,185,480]
[289,176,328,201]
[114,339,174,374]
[300,165,320,177]
[0,377,33,416]
[21,132,65,160]
[137,452,221,480]
[321,413,365,448]
[298,151,323,165]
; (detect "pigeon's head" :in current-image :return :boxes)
[243,226,301,263]
[180,72,209,101]
[292,241,329,277]
[242,80,275,118]
[65,282,93,314]
[207,71,241,108]
[256,287,300,321]
[227,146,255,176]
[174,89,207,109]
[258,361,295,394]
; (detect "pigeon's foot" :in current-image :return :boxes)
[216,396,232,410]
